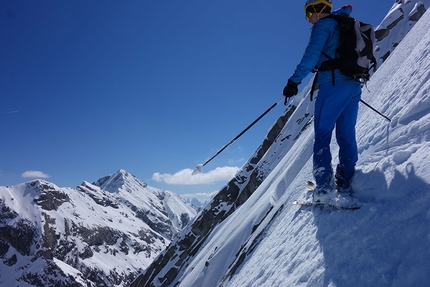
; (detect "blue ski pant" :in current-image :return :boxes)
[313,79,362,190]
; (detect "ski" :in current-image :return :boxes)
[293,180,361,210]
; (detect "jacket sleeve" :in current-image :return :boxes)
[288,20,335,84]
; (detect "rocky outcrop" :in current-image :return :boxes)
[374,1,429,64]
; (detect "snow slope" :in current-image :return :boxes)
[132,2,430,286]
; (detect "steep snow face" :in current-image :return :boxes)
[0,170,197,287]
[131,2,430,287]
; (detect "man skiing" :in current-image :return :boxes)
[283,0,362,204]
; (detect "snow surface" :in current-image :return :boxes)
[163,3,430,287]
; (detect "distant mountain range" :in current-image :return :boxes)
[0,169,198,287]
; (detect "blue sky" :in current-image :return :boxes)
[0,0,393,200]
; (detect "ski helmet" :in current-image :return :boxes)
[304,0,333,12]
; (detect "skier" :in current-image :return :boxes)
[283,0,362,204]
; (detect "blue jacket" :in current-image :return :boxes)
[289,8,353,85]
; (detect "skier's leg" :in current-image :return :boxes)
[313,83,342,193]
[335,82,362,190]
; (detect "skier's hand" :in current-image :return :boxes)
[283,80,300,105]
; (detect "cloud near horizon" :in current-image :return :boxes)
[21,170,50,179]
[152,166,240,185]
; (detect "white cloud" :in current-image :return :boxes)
[21,170,50,179]
[152,166,240,185]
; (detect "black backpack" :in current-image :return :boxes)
[319,13,377,82]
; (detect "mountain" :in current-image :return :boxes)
[131,1,430,287]
[374,0,430,65]
[0,169,198,287]
[185,197,208,208]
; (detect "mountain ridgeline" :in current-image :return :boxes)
[0,170,197,286]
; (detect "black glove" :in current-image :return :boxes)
[283,80,300,105]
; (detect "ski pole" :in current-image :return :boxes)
[192,96,285,175]
[360,99,391,122]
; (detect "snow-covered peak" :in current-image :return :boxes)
[94,169,148,193]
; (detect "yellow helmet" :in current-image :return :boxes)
[304,0,333,12]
